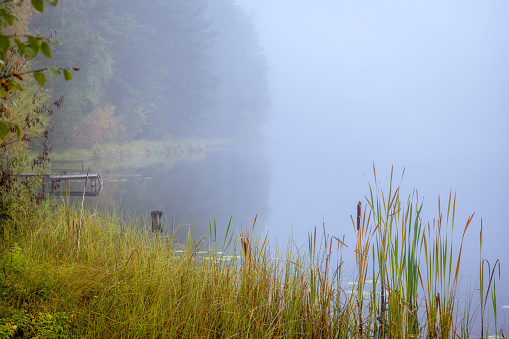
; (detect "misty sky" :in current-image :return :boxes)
[233,0,509,287]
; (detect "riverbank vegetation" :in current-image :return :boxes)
[1,0,269,227]
[0,170,505,338]
[25,0,270,151]
[49,138,210,165]
[0,2,505,337]
[1,0,269,186]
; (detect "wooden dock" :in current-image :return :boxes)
[16,173,103,196]
[14,159,104,196]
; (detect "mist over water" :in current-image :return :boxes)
[5,0,509,335]
[233,0,509,305]
[43,0,508,313]
[72,143,269,241]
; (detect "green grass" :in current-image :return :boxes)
[0,167,505,338]
[22,138,234,174]
[49,138,210,162]
[19,138,213,177]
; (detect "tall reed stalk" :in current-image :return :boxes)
[366,166,424,338]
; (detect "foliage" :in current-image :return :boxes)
[0,0,76,141]
[0,154,47,223]
[1,87,52,155]
[204,0,270,138]
[32,0,269,145]
[0,310,74,338]
[0,0,270,150]
[31,0,115,147]
[104,0,216,138]
[0,0,74,224]
[77,105,125,145]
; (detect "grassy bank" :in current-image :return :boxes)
[20,137,233,174]
[49,138,214,162]
[0,170,505,338]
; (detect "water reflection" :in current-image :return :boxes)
[56,144,270,241]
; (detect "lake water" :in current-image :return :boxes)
[51,143,508,326]
[58,144,270,242]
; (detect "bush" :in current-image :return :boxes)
[0,311,74,339]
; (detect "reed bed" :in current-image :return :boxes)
[0,167,505,338]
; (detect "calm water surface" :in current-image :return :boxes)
[61,145,270,241]
[51,144,509,319]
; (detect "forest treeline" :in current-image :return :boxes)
[3,0,270,151]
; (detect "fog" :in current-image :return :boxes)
[233,0,508,294]
[30,0,508,307]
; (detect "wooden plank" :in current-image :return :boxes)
[47,174,100,180]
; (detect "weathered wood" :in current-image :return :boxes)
[151,211,163,233]
[16,173,103,196]
[17,173,103,184]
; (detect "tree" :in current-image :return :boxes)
[78,105,125,145]
[203,0,270,138]
[2,0,269,147]
[0,0,77,141]
[0,1,50,155]
[30,0,114,146]
[0,0,76,221]
[105,0,216,138]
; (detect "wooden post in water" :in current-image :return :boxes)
[151,211,163,233]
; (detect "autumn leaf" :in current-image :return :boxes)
[41,41,52,59]
[0,35,10,55]
[0,8,15,26]
[31,0,44,12]
[28,36,41,55]
[7,80,23,92]
[33,71,46,87]
[63,69,72,81]
[47,66,61,75]
[0,121,9,139]
[14,124,22,140]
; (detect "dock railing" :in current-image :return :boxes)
[16,159,103,196]
[51,159,92,173]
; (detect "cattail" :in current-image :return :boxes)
[357,201,362,231]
